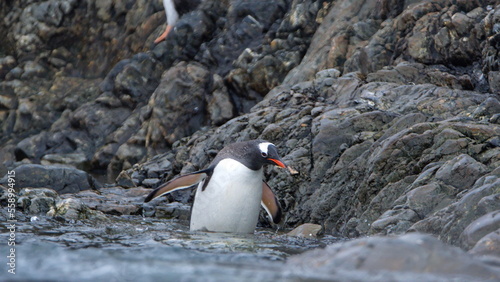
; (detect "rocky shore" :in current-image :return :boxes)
[1,0,499,280]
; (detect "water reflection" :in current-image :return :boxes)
[0,215,339,281]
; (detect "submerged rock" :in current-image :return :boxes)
[287,223,322,238]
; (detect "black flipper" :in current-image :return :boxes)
[144,169,210,202]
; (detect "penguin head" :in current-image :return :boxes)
[215,140,287,171]
[258,142,287,169]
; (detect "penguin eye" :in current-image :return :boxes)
[261,152,268,158]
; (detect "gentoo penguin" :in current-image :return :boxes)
[145,140,286,233]
[154,0,202,44]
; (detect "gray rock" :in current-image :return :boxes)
[207,74,234,125]
[17,188,60,214]
[410,175,500,246]
[287,223,322,238]
[371,208,419,235]
[47,198,108,221]
[142,178,160,187]
[285,0,493,94]
[115,170,136,188]
[154,201,191,220]
[488,71,500,93]
[404,182,452,218]
[435,154,489,190]
[61,186,150,216]
[315,68,341,80]
[0,92,18,111]
[473,97,500,119]
[144,61,210,145]
[6,66,23,80]
[21,61,47,79]
[286,233,500,281]
[461,211,500,250]
[0,56,17,79]
[112,53,163,106]
[469,229,500,265]
[41,153,90,170]
[0,164,102,194]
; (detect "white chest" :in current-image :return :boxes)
[190,158,263,233]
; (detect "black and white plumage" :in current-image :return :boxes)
[144,140,286,233]
[154,0,202,43]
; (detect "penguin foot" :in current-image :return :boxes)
[154,25,173,44]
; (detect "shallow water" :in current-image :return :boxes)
[1,215,340,281]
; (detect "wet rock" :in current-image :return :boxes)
[287,223,322,238]
[17,188,59,214]
[62,186,150,216]
[286,233,500,281]
[115,170,136,188]
[96,202,141,216]
[469,229,500,266]
[460,211,500,250]
[154,201,191,221]
[47,198,108,221]
[0,164,102,194]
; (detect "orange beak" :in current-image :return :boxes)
[269,158,287,168]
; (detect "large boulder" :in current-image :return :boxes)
[286,233,500,281]
[0,164,102,194]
